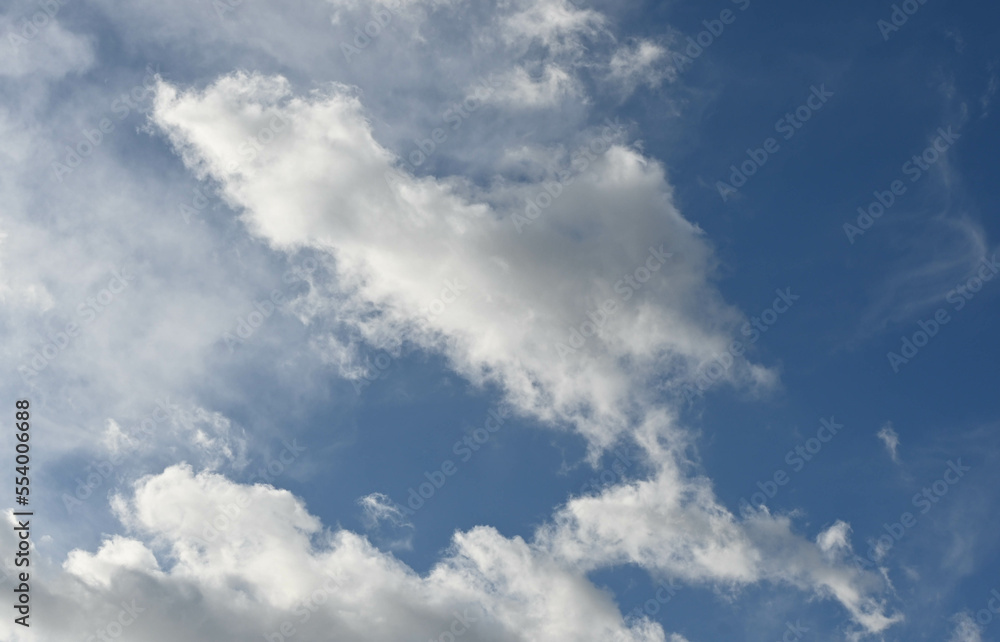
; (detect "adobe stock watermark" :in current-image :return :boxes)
[716,84,834,202]
[191,439,307,549]
[213,0,245,20]
[624,579,680,623]
[384,73,503,201]
[886,254,998,372]
[843,126,960,244]
[395,406,512,515]
[340,4,395,62]
[654,0,752,78]
[151,109,290,189]
[5,0,68,52]
[577,449,634,495]
[876,0,932,41]
[222,257,319,352]
[384,74,503,227]
[350,334,403,395]
[61,398,183,514]
[179,186,222,224]
[512,118,627,234]
[854,459,970,570]
[773,621,809,642]
[681,288,800,403]
[18,265,137,386]
[84,600,145,642]
[425,606,489,642]
[962,587,1000,632]
[421,279,468,320]
[222,111,291,175]
[51,65,160,182]
[353,278,465,394]
[739,417,845,513]
[556,245,674,358]
[350,340,425,396]
[946,255,1000,311]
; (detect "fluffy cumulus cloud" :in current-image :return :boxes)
[2,461,899,641]
[0,0,912,639]
[542,455,900,634]
[150,69,771,454]
[0,466,668,642]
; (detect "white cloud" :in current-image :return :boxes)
[141,71,903,635]
[2,462,900,641]
[486,65,581,109]
[607,39,672,93]
[2,466,671,642]
[358,492,415,551]
[541,447,900,634]
[150,70,767,457]
[877,422,900,462]
[498,0,606,54]
[63,535,162,589]
[817,520,852,554]
[358,492,410,527]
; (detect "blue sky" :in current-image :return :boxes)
[1,0,999,640]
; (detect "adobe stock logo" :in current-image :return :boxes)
[425,606,488,642]
[773,621,809,642]
[625,580,680,622]
[512,118,625,233]
[263,572,345,642]
[61,398,180,514]
[577,449,633,495]
[965,587,1000,631]
[716,85,834,202]
[222,257,319,352]
[421,279,467,319]
[876,0,932,41]
[556,245,674,358]
[394,406,512,515]
[843,126,960,244]
[682,287,799,403]
[739,417,844,513]
[886,254,998,373]
[51,65,161,183]
[340,5,395,62]
[214,0,245,19]
[18,266,137,385]
[5,0,69,52]
[645,0,752,78]
[854,459,970,569]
